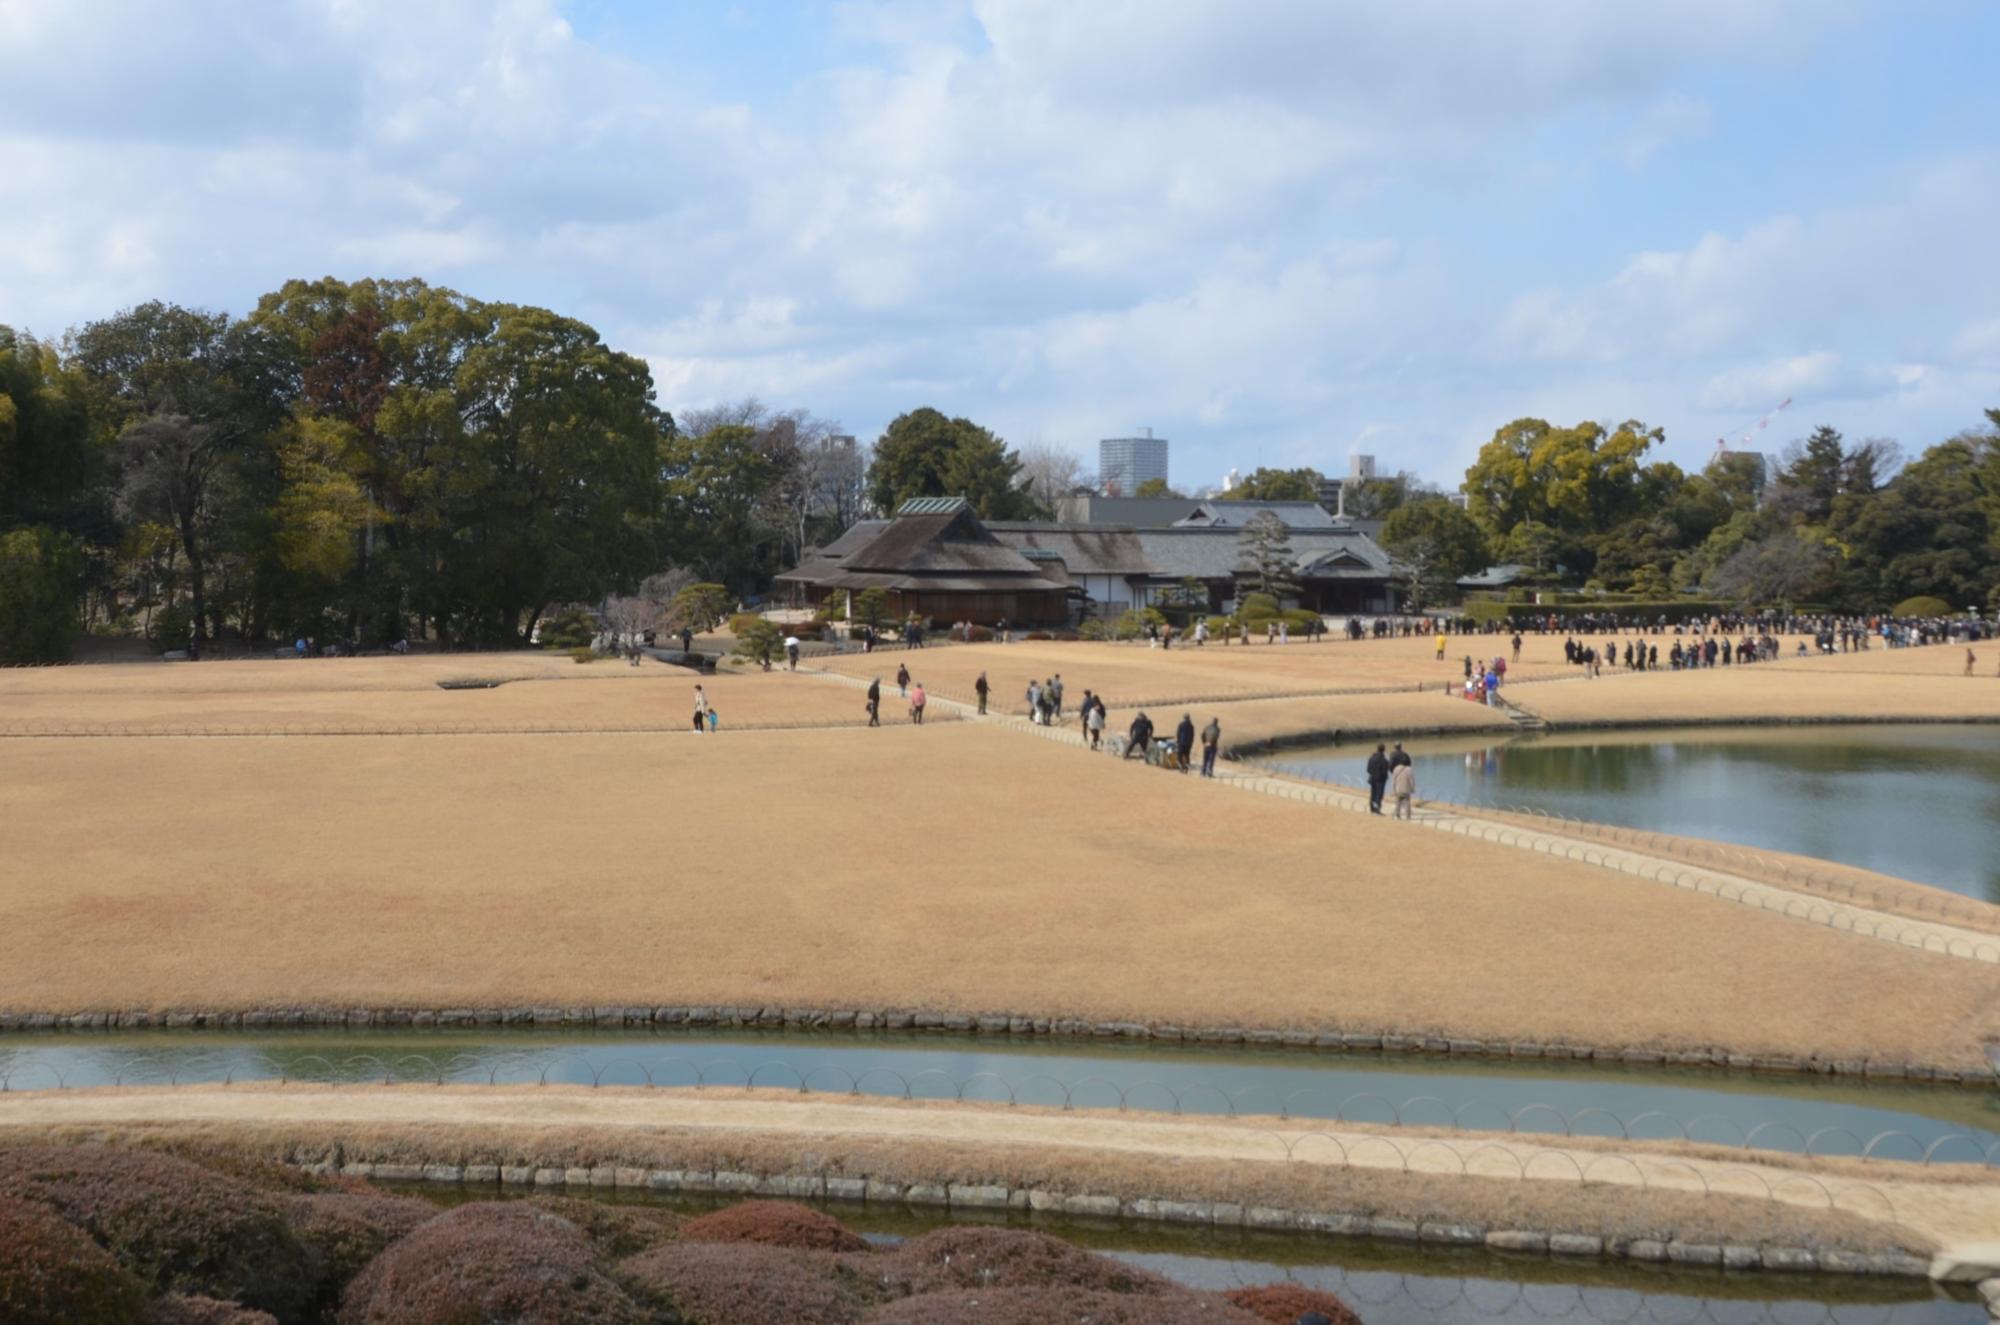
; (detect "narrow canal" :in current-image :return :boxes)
[5,1027,1994,1160]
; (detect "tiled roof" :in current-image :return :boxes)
[895,496,970,516]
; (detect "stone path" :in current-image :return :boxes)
[2,1083,1994,1278]
[803,666,2000,966]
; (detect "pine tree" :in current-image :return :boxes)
[1234,511,1300,600]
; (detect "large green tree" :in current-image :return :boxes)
[1231,466,1325,502]
[1462,417,1663,541]
[867,407,1037,519]
[1381,497,1487,608]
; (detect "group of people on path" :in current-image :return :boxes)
[865,665,926,725]
[1364,742,1416,818]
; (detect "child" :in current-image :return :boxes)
[706,708,719,732]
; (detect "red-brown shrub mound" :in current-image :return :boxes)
[337,1202,647,1325]
[622,1241,875,1325]
[679,1200,869,1252]
[523,1196,682,1257]
[863,1284,1260,1324]
[284,1192,434,1299]
[150,1295,282,1325]
[1225,1282,1364,1325]
[874,1226,1175,1297]
[0,1145,314,1320]
[0,1194,150,1325]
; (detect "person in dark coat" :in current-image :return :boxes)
[1174,713,1195,773]
[1388,742,1411,770]
[1365,743,1390,813]
[865,677,881,727]
[1123,711,1153,760]
[974,670,989,715]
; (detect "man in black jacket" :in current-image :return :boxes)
[1123,711,1153,760]
[1174,713,1195,773]
[865,678,881,727]
[1365,743,1390,813]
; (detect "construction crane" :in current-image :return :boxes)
[1712,397,1792,467]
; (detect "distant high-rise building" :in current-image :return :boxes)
[1098,430,1169,497]
[1316,453,1381,513]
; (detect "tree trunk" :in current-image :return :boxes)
[178,509,207,643]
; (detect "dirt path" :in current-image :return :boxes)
[4,1084,1996,1276]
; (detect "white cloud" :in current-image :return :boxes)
[2,0,1991,489]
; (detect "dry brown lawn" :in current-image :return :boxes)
[814,633,1578,711]
[0,653,873,733]
[3,719,1995,1067]
[1511,663,2000,727]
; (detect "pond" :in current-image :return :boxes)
[1271,724,2000,903]
[4,1027,1995,1161]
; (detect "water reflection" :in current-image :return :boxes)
[1277,725,2000,902]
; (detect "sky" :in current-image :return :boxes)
[3,0,1998,492]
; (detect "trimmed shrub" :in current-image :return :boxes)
[1892,595,1953,619]
[1078,619,1109,640]
[1225,1282,1364,1325]
[569,646,601,663]
[284,1191,434,1307]
[680,1201,868,1253]
[151,1296,281,1325]
[863,1285,1259,1324]
[727,613,763,636]
[874,1227,1172,1297]
[148,599,193,654]
[538,608,596,651]
[0,1146,314,1320]
[338,1202,646,1325]
[622,1242,871,1325]
[522,1197,681,1258]
[0,1194,150,1325]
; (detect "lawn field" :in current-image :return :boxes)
[812,631,1584,710]
[3,712,1996,1067]
[0,654,875,733]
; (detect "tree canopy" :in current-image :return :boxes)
[867,407,1039,520]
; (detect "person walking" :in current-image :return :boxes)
[1967,647,1977,677]
[866,677,881,726]
[1174,713,1195,774]
[679,626,693,655]
[974,670,989,715]
[1050,674,1064,719]
[909,682,927,724]
[1511,633,1522,663]
[1390,759,1417,819]
[784,633,801,671]
[1435,628,1447,661]
[1087,700,1106,750]
[692,684,709,734]
[1365,743,1390,814]
[896,662,909,697]
[1026,678,1042,723]
[1200,716,1221,777]
[1123,711,1153,760]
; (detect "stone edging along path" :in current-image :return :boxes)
[2,999,1993,1087]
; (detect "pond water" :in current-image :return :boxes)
[5,1027,1995,1161]
[447,1184,1990,1323]
[1271,725,2000,903]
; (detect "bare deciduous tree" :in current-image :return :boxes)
[1015,442,1086,515]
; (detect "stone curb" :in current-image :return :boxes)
[1,1003,1990,1087]
[299,1156,1937,1280]
[1,1003,1991,1088]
